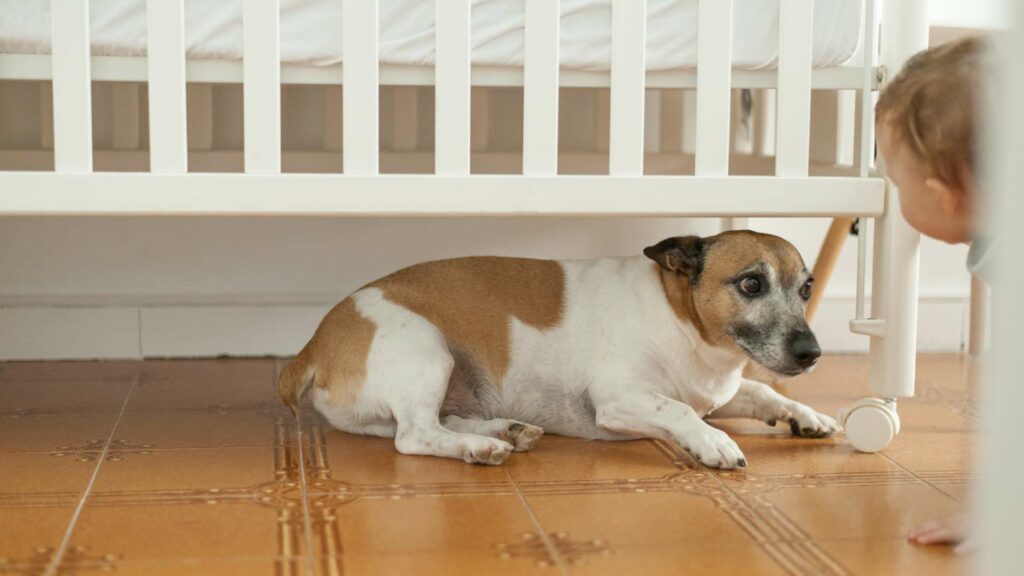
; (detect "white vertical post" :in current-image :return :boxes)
[854,0,877,321]
[50,0,93,173]
[523,0,560,175]
[243,0,281,174]
[858,0,878,178]
[695,0,736,231]
[608,0,645,175]
[147,0,188,172]
[695,0,732,177]
[774,0,813,177]
[435,0,471,174]
[343,0,379,175]
[868,0,927,399]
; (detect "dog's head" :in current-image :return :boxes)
[644,231,820,376]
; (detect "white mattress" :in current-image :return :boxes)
[0,0,863,71]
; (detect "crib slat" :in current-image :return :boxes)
[608,0,645,175]
[50,0,93,173]
[435,0,471,174]
[775,0,814,176]
[343,0,379,175]
[147,0,188,172]
[694,0,732,176]
[243,0,281,174]
[523,0,560,175]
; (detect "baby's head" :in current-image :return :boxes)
[875,37,983,244]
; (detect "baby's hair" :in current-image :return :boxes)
[875,36,983,192]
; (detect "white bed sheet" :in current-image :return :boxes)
[0,0,863,71]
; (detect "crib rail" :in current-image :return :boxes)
[0,0,885,216]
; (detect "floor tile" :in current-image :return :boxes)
[317,429,511,487]
[127,373,280,413]
[140,358,276,386]
[70,502,289,561]
[112,410,281,449]
[0,353,985,576]
[724,433,903,476]
[523,492,745,548]
[818,537,967,576]
[882,430,978,473]
[506,439,679,484]
[0,452,97,498]
[91,447,282,494]
[0,360,139,382]
[565,543,788,576]
[70,557,294,576]
[0,507,75,558]
[0,379,132,415]
[338,550,563,576]
[331,495,540,556]
[761,483,962,541]
[0,413,118,453]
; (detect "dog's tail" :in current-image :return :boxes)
[278,356,315,418]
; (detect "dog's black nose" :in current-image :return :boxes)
[789,330,821,368]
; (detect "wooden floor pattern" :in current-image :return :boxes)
[0,354,978,575]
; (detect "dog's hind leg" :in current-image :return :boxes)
[441,415,544,452]
[386,353,515,465]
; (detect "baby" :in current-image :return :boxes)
[874,36,988,553]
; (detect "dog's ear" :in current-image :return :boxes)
[644,236,705,279]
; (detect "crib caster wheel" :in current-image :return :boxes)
[838,398,901,453]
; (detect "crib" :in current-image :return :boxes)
[0,0,928,451]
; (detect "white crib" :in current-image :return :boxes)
[0,0,929,451]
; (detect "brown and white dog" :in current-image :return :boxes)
[278,231,839,469]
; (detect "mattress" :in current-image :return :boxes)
[0,0,863,71]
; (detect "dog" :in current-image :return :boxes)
[278,231,839,469]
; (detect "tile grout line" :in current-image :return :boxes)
[502,468,573,576]
[43,370,140,576]
[878,451,964,503]
[283,359,317,576]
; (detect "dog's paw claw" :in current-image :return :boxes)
[785,402,841,438]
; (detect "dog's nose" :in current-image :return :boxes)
[789,331,821,368]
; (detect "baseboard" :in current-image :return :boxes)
[0,296,970,361]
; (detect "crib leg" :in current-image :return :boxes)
[968,275,990,357]
[842,180,920,452]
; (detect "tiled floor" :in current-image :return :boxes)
[0,354,978,575]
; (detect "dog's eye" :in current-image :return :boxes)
[738,276,762,295]
[799,280,813,301]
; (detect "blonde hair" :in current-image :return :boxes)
[875,37,983,191]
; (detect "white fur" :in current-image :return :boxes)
[313,256,839,468]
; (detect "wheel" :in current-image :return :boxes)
[838,398,901,453]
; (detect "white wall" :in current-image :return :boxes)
[0,212,973,359]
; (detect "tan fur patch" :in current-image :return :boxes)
[657,231,807,347]
[292,298,377,406]
[652,262,708,340]
[372,257,565,386]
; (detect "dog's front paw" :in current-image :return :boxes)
[771,402,840,438]
[681,427,747,470]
